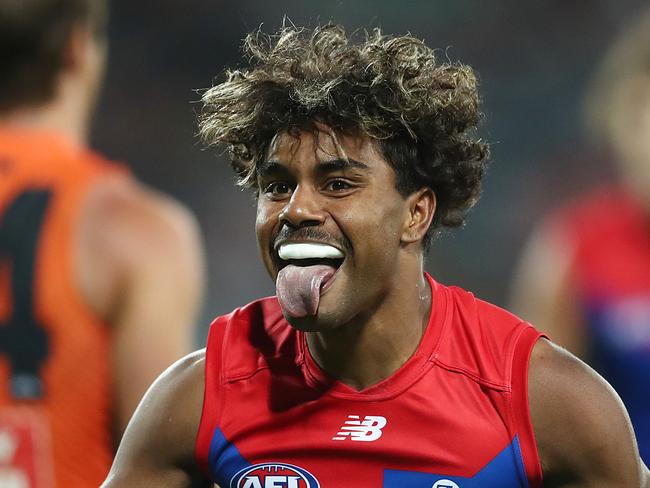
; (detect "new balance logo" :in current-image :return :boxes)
[332,415,387,442]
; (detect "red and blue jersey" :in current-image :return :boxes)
[195,274,544,487]
[548,188,650,463]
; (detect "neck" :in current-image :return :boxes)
[305,253,431,391]
[0,78,90,146]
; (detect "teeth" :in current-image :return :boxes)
[278,243,344,260]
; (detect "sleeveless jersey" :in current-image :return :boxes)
[0,129,126,487]
[196,274,545,487]
[548,188,650,463]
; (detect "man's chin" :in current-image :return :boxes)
[281,312,322,332]
[281,307,344,332]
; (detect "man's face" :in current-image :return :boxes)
[255,127,412,331]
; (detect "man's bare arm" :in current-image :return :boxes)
[102,350,210,488]
[529,338,650,487]
[79,176,206,432]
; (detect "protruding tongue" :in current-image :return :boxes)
[276,264,336,318]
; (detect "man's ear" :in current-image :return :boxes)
[401,188,436,244]
[62,23,91,72]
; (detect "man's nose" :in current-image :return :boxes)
[278,184,327,228]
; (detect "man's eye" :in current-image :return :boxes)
[326,179,352,192]
[264,182,292,196]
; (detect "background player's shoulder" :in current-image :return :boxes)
[540,185,635,245]
[77,174,204,321]
[83,175,202,262]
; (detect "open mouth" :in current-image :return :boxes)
[276,242,345,274]
[274,242,346,318]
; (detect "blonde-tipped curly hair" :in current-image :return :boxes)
[200,23,489,243]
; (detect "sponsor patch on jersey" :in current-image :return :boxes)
[230,462,320,488]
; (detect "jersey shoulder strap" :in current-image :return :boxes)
[510,325,546,487]
[194,297,289,476]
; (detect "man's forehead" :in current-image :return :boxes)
[267,127,378,164]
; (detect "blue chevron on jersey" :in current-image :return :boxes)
[382,436,529,487]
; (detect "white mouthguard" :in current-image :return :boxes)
[278,243,344,260]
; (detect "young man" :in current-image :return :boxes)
[511,8,650,466]
[0,1,204,486]
[104,25,649,487]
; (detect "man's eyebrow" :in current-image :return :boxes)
[257,158,370,176]
[317,158,370,172]
[257,160,288,176]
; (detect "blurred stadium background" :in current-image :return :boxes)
[92,0,646,341]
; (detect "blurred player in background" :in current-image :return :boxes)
[511,8,650,464]
[0,0,205,486]
[104,24,648,487]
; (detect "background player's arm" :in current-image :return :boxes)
[510,223,587,358]
[79,177,205,433]
[101,350,210,488]
[529,338,650,487]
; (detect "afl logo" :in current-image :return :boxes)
[432,480,460,488]
[230,463,320,488]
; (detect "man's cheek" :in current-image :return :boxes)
[255,204,278,236]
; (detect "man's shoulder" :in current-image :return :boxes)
[528,339,647,484]
[121,349,206,441]
[435,282,542,388]
[443,282,536,339]
[151,349,206,394]
[83,176,201,259]
[206,297,299,379]
[210,296,288,333]
[103,350,207,486]
[131,349,206,432]
[539,186,637,246]
[528,339,626,426]
[76,174,204,321]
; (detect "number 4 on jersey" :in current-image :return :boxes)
[0,190,52,399]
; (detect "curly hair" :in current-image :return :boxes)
[200,23,489,245]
